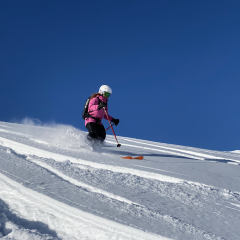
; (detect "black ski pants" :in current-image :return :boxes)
[86,122,106,142]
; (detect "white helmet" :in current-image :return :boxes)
[99,85,112,97]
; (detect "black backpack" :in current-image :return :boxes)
[82,96,106,121]
[82,96,91,120]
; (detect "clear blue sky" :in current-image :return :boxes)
[1,0,240,151]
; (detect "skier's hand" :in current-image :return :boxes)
[111,118,119,126]
[98,102,107,110]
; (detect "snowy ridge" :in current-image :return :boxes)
[0,173,165,240]
[29,158,140,206]
[0,122,240,239]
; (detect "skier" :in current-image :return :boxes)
[85,85,119,147]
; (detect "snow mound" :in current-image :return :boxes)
[0,200,58,240]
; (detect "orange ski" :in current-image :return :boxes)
[120,156,133,159]
[120,156,144,160]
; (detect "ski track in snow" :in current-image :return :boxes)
[116,138,224,159]
[115,136,240,163]
[0,122,240,239]
[0,172,167,240]
[29,157,141,206]
[0,136,184,184]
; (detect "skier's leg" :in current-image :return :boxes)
[86,122,103,151]
[96,124,106,143]
[86,122,98,141]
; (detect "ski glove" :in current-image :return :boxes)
[98,102,107,110]
[111,118,119,126]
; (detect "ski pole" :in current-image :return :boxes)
[103,107,121,147]
[105,123,115,131]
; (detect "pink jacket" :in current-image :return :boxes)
[85,95,113,126]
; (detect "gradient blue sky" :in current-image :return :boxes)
[1,0,240,151]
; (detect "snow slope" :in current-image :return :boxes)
[0,122,240,240]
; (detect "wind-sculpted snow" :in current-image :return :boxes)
[0,199,58,239]
[0,121,240,239]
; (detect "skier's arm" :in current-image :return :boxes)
[88,98,101,118]
[103,107,113,121]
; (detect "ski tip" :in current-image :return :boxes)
[120,156,133,159]
[133,156,144,160]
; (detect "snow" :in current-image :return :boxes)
[0,121,240,239]
[231,150,240,154]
